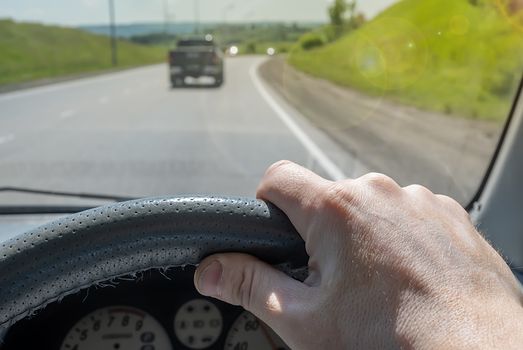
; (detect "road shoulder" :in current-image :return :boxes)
[258,56,501,203]
[0,64,161,94]
[250,57,370,181]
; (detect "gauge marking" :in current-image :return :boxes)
[108,307,146,317]
[60,306,172,350]
[225,311,290,350]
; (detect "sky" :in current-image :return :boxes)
[0,0,397,26]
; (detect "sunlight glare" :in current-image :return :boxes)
[266,292,282,313]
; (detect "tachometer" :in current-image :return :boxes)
[224,311,289,350]
[60,306,172,350]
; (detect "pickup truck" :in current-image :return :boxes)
[168,37,224,87]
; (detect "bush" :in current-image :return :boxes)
[320,25,338,43]
[299,33,325,50]
[245,42,257,54]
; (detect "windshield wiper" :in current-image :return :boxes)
[0,186,133,202]
[0,187,134,215]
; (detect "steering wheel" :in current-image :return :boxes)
[0,197,308,330]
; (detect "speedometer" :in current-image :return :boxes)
[60,306,172,350]
[224,311,289,350]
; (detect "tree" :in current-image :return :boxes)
[354,12,366,28]
[328,0,359,35]
[328,0,347,27]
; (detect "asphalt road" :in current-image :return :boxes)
[0,56,351,207]
[0,55,503,210]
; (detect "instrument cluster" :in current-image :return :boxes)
[2,267,289,350]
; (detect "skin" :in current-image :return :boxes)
[194,160,523,349]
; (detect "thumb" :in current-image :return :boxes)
[194,253,309,338]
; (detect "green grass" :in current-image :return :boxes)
[0,19,166,86]
[289,0,523,121]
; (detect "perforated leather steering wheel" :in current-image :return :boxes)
[0,197,308,330]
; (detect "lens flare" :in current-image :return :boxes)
[350,17,429,92]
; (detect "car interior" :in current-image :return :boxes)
[0,1,522,349]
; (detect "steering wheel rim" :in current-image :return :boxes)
[0,197,307,329]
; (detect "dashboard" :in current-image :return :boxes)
[2,267,289,350]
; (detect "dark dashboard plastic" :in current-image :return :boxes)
[2,267,243,349]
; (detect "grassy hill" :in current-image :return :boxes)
[289,0,523,121]
[0,19,165,86]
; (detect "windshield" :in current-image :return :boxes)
[0,0,522,209]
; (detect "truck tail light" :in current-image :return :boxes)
[168,53,175,65]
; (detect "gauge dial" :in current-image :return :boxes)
[60,306,172,350]
[174,299,223,349]
[225,311,289,350]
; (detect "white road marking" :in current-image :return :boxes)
[59,109,77,119]
[98,96,109,104]
[122,88,133,95]
[249,60,347,181]
[0,134,15,145]
[0,64,162,103]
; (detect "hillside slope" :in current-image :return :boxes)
[0,19,165,86]
[289,0,523,121]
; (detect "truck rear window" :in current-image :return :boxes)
[178,40,213,47]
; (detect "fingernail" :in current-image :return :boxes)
[197,260,222,296]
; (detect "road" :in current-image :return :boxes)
[0,55,503,210]
[0,56,352,207]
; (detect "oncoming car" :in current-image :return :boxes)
[0,0,522,349]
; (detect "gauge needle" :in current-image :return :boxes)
[260,322,278,350]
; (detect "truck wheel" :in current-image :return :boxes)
[171,77,184,88]
[213,74,224,87]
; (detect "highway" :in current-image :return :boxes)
[0,56,356,207]
[0,54,502,210]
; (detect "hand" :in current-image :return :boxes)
[194,161,523,349]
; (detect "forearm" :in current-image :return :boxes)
[395,284,523,349]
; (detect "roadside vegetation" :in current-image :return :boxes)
[0,19,165,86]
[289,0,523,121]
[0,19,314,87]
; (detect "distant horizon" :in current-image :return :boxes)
[0,0,397,27]
[0,16,326,28]
[0,17,324,39]
[79,20,324,38]
[80,20,326,27]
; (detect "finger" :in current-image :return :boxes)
[194,253,310,341]
[256,160,332,236]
